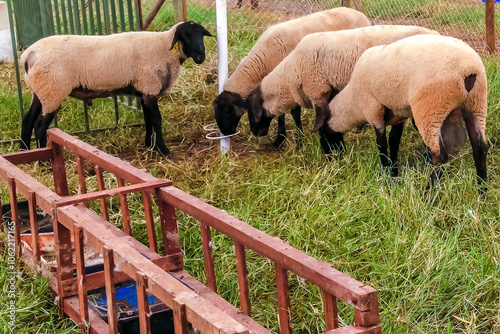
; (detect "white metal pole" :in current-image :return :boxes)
[216,0,230,153]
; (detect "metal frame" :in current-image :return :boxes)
[0,128,381,333]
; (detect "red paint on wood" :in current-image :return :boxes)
[95,165,109,221]
[201,223,217,293]
[8,177,21,257]
[354,292,379,327]
[0,130,380,333]
[103,247,118,334]
[75,154,89,208]
[173,301,188,334]
[323,325,381,334]
[275,264,292,334]
[53,218,74,317]
[55,180,172,208]
[27,191,40,266]
[234,241,251,316]
[50,141,69,196]
[159,186,377,311]
[137,273,151,334]
[2,147,53,165]
[142,192,158,253]
[157,199,182,258]
[323,290,338,330]
[74,225,89,331]
[61,270,132,298]
[117,178,132,236]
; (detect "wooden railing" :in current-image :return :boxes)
[0,128,381,333]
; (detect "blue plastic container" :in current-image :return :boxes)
[88,281,174,334]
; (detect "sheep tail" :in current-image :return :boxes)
[22,50,34,75]
[464,74,476,93]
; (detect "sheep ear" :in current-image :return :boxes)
[313,105,330,132]
[248,88,264,123]
[203,28,214,37]
[170,29,181,50]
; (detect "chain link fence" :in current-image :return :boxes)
[172,0,499,55]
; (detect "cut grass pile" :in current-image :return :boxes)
[1,1,500,333]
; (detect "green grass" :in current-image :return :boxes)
[2,1,500,333]
[363,0,432,19]
[0,246,79,333]
[431,7,485,28]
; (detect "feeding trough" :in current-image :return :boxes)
[0,128,381,333]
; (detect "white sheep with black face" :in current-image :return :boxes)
[323,34,488,193]
[213,7,370,146]
[245,25,440,151]
[20,21,213,155]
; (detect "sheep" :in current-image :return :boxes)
[321,34,488,192]
[213,7,370,146]
[245,25,439,151]
[20,21,213,156]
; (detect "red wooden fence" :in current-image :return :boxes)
[0,128,381,333]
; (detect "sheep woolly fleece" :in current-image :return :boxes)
[21,22,185,116]
[258,25,439,117]
[223,7,370,99]
[327,34,487,155]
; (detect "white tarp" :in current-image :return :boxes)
[0,1,14,61]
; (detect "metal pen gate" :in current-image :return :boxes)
[5,0,145,146]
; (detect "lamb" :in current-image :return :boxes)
[246,25,439,151]
[20,21,213,156]
[213,7,370,146]
[321,34,488,192]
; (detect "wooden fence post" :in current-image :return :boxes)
[486,0,496,53]
[173,0,187,23]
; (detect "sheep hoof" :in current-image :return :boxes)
[273,135,286,148]
[153,144,170,156]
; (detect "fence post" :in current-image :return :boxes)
[6,0,25,118]
[485,0,495,53]
[173,0,187,23]
[216,0,230,153]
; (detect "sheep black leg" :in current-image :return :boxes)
[463,114,488,194]
[273,114,287,147]
[20,94,43,150]
[34,112,57,148]
[290,106,303,145]
[141,99,154,148]
[318,124,344,156]
[388,122,404,177]
[374,126,392,171]
[427,141,448,190]
[142,95,169,156]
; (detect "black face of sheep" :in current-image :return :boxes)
[247,87,273,137]
[214,91,247,135]
[171,21,213,64]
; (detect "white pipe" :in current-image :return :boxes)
[216,0,230,154]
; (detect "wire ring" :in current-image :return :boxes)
[203,122,220,131]
[206,130,241,140]
[203,122,240,139]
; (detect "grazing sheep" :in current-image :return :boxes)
[322,34,488,192]
[20,21,213,155]
[246,25,439,150]
[213,7,370,146]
